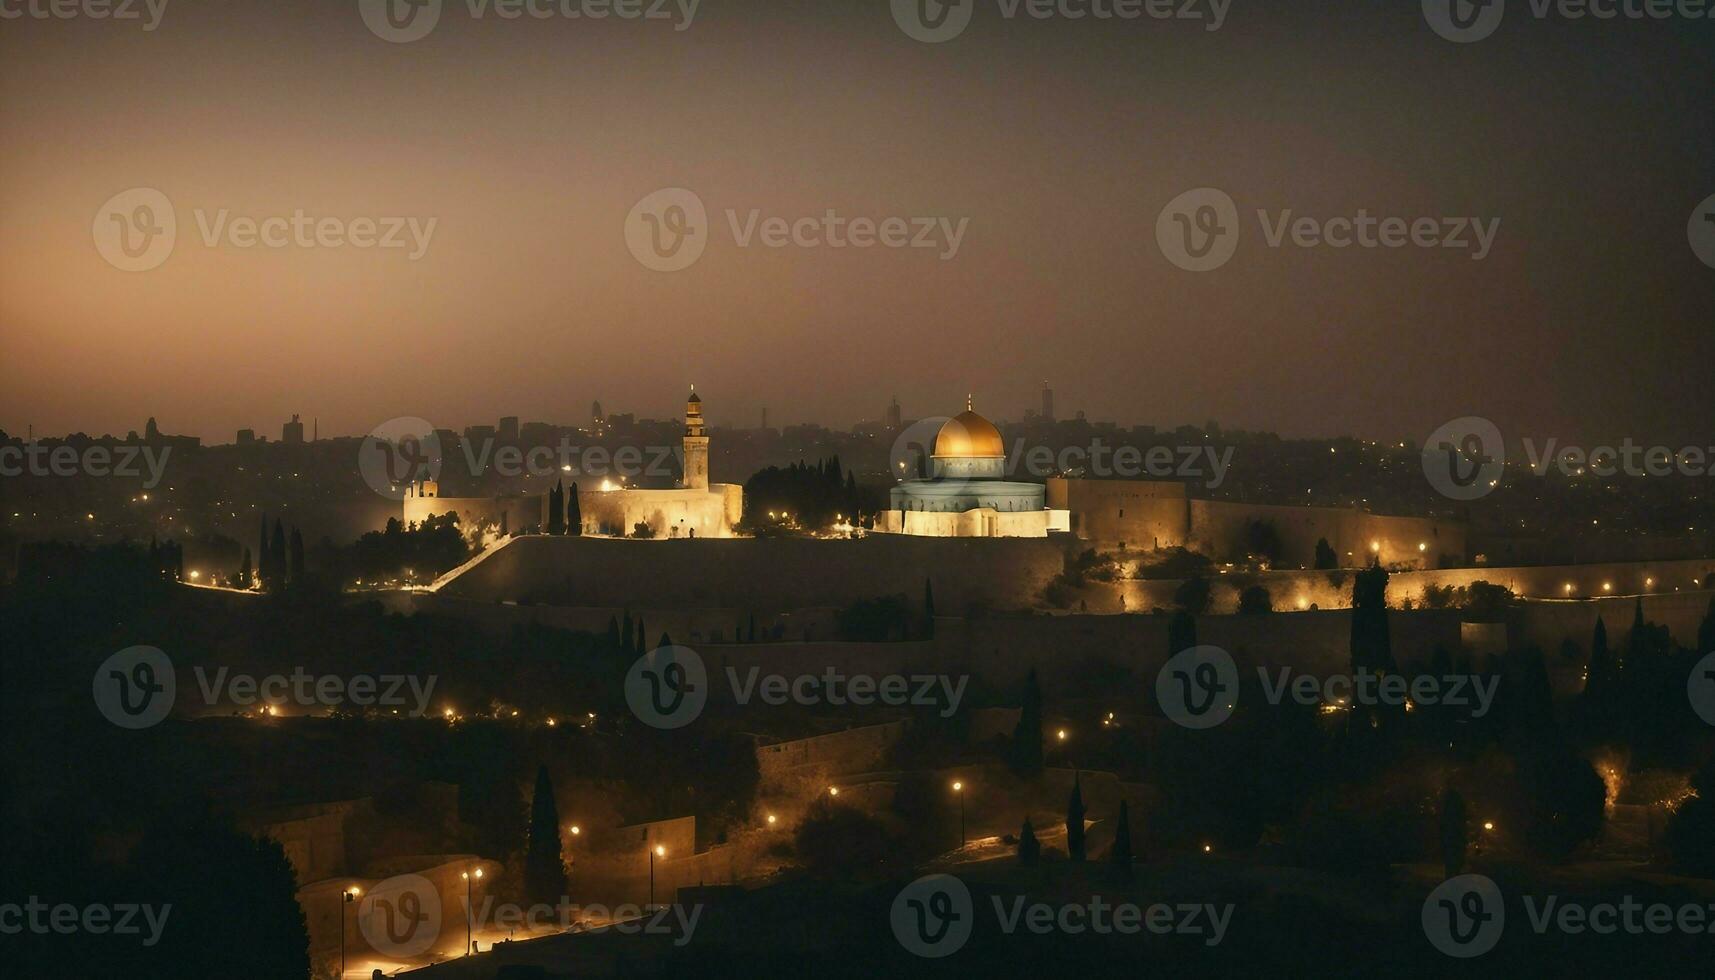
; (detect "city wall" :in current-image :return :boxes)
[435,534,1067,613]
[1045,478,1467,568]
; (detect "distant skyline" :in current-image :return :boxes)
[3,2,1711,447]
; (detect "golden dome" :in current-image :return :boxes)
[934,409,1004,459]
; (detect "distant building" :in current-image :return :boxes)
[885,396,901,431]
[145,417,160,441]
[1041,382,1054,423]
[591,400,604,425]
[282,415,305,445]
[236,428,256,446]
[406,387,740,539]
[498,416,519,443]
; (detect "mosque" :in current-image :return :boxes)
[402,387,742,539]
[872,398,1069,537]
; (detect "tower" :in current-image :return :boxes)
[683,385,709,490]
[1041,381,1054,423]
[885,396,901,431]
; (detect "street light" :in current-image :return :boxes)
[952,781,966,847]
[341,886,359,978]
[461,867,483,955]
[649,844,666,910]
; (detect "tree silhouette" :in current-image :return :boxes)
[1066,773,1086,862]
[1168,609,1198,657]
[1439,787,1468,877]
[524,765,569,907]
[1018,817,1040,866]
[1009,668,1044,776]
[1111,799,1134,877]
[567,482,582,535]
[288,527,305,584]
[1314,537,1337,569]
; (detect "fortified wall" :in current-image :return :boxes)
[1047,477,1467,568]
[435,534,1068,613]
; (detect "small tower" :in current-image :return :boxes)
[683,385,709,490]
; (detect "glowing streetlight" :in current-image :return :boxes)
[569,824,580,836]
[952,781,966,846]
[827,786,839,797]
[649,844,667,909]
[1056,729,1068,742]
[340,886,360,976]
[765,814,777,826]
[461,867,483,955]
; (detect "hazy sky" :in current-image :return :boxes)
[2,1,1711,445]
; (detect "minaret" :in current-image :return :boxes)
[683,385,709,490]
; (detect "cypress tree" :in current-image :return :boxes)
[288,528,305,585]
[547,482,564,535]
[923,578,936,638]
[606,614,621,650]
[523,765,569,907]
[622,611,634,655]
[1111,799,1134,876]
[1066,774,1086,862]
[1168,609,1197,657]
[257,514,271,586]
[1439,787,1468,878]
[1009,668,1044,775]
[269,519,287,588]
[635,617,646,655]
[237,548,252,589]
[1698,597,1715,658]
[1018,818,1040,867]
[567,482,581,536]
